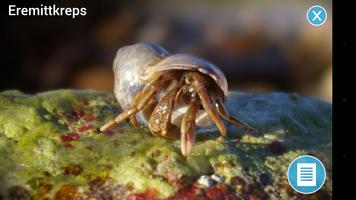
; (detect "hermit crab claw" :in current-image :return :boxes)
[180,95,199,156]
[100,42,253,157]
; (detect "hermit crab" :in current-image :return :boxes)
[101,42,252,156]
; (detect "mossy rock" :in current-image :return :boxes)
[0,90,332,199]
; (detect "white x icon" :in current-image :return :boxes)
[307,5,327,26]
[312,10,322,21]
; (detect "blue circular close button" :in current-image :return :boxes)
[307,5,327,26]
[287,155,326,194]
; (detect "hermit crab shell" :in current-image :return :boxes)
[113,42,170,120]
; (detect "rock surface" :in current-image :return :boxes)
[0,90,332,199]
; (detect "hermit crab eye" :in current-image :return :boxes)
[185,77,194,84]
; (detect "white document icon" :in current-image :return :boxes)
[297,163,316,186]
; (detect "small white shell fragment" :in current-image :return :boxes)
[197,175,214,187]
[211,174,225,183]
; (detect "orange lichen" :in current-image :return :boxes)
[54,184,79,200]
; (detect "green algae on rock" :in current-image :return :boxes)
[0,90,332,199]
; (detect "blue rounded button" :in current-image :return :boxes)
[287,155,326,194]
[306,5,327,26]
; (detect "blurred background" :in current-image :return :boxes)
[1,0,332,101]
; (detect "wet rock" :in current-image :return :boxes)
[0,90,332,199]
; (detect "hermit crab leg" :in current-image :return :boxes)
[100,79,162,132]
[174,84,189,105]
[191,80,227,141]
[128,78,163,128]
[129,115,141,128]
[148,88,180,139]
[181,95,198,156]
[213,93,254,131]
